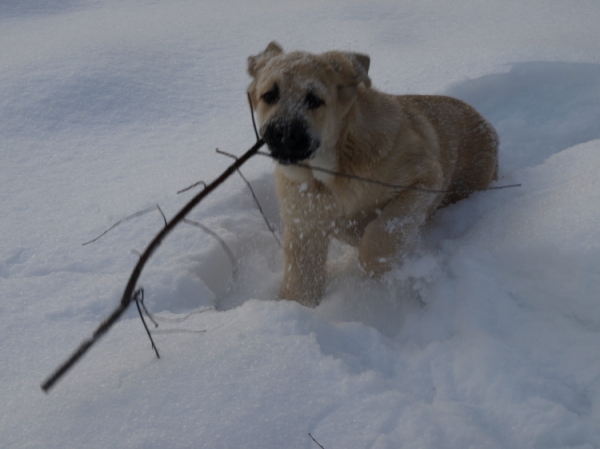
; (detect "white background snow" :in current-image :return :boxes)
[1,1,600,447]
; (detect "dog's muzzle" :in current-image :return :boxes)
[262,119,318,164]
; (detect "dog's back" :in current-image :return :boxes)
[398,95,498,206]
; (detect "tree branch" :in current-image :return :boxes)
[41,138,265,393]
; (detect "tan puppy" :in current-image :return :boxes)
[247,42,498,307]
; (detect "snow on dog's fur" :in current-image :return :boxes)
[247,42,498,307]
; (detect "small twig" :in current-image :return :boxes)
[256,151,521,194]
[82,205,159,246]
[177,180,207,195]
[138,291,159,328]
[309,433,325,449]
[132,289,160,359]
[151,329,207,335]
[216,149,282,247]
[139,294,208,335]
[156,204,167,227]
[183,218,239,280]
[145,307,213,323]
[83,195,235,288]
[247,92,260,141]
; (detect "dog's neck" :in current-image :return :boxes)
[336,88,396,174]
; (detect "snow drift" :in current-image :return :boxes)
[1,1,599,448]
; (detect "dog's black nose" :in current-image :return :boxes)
[262,119,315,163]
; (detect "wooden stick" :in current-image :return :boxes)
[41,138,265,393]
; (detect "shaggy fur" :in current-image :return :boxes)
[247,42,498,307]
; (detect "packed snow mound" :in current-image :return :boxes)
[447,62,600,173]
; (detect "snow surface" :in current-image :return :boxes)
[1,1,600,448]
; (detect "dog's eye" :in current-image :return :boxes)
[305,92,325,109]
[261,85,279,105]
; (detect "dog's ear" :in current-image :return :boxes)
[321,51,371,88]
[247,41,284,77]
[350,53,371,87]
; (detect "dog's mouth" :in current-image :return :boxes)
[262,119,319,165]
[269,147,317,165]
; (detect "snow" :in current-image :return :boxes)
[1,0,600,447]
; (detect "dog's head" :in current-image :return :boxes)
[247,42,370,171]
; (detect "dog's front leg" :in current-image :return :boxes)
[358,187,442,277]
[280,226,329,307]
